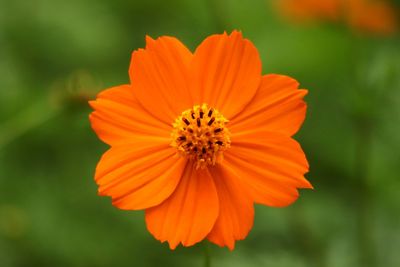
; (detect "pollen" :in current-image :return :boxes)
[171,104,231,169]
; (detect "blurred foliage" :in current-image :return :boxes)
[1,0,400,266]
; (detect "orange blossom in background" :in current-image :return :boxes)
[277,0,398,35]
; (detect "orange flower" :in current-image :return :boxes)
[346,0,398,35]
[276,0,398,35]
[277,0,341,22]
[89,31,312,250]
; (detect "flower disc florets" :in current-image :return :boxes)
[171,104,231,169]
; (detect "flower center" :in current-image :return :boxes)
[171,104,231,169]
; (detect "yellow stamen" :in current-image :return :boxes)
[171,104,231,169]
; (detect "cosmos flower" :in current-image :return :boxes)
[346,0,398,35]
[276,0,341,22]
[89,31,312,250]
[276,0,398,35]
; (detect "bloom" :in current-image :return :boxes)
[276,0,398,35]
[346,0,398,35]
[277,0,341,22]
[89,31,312,250]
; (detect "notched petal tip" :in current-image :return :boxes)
[229,29,243,38]
[299,88,308,96]
[88,99,96,106]
[208,239,236,251]
[145,35,156,46]
[301,178,314,189]
[131,48,146,59]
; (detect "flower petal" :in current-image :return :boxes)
[190,30,262,119]
[224,130,312,207]
[230,74,308,137]
[95,136,187,210]
[207,165,254,250]
[89,84,170,146]
[145,162,219,249]
[129,36,193,125]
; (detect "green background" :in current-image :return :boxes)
[1,0,400,266]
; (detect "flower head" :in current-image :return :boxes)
[276,0,398,36]
[346,0,398,35]
[277,0,341,22]
[89,31,312,250]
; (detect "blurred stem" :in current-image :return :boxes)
[0,98,61,151]
[354,117,375,267]
[348,32,376,267]
[203,242,211,267]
